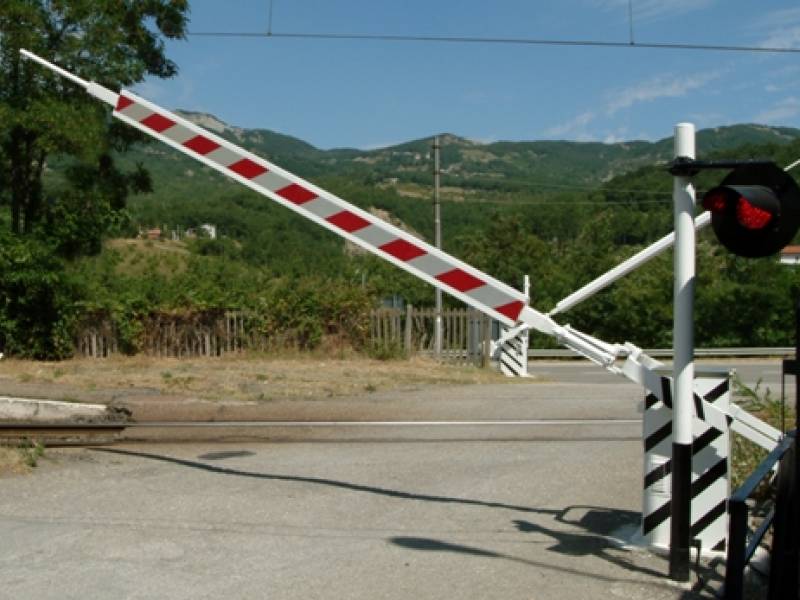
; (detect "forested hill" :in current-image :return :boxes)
[112,118,800,356]
[13,108,800,359]
[133,112,800,193]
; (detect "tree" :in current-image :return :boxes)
[0,0,188,237]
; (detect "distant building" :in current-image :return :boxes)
[780,245,800,265]
[145,228,161,240]
[185,223,217,240]
[200,223,217,239]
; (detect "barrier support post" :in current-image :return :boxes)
[670,122,696,582]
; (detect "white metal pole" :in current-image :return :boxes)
[670,122,696,582]
[434,136,443,358]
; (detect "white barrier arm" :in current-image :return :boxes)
[620,346,781,450]
[550,211,712,316]
[21,48,537,329]
[19,49,119,107]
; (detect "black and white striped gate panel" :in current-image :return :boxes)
[498,327,530,378]
[641,370,731,551]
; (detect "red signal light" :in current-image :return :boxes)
[702,164,800,258]
[735,196,773,230]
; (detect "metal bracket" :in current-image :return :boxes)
[667,157,775,176]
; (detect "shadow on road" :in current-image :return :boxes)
[92,447,551,513]
[91,447,718,596]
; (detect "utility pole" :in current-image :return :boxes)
[433,136,443,358]
[670,122,696,582]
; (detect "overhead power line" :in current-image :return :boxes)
[437,197,673,206]
[448,177,674,196]
[186,30,800,54]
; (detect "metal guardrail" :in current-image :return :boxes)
[723,431,796,600]
[528,347,794,359]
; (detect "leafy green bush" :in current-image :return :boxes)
[730,375,793,493]
[0,232,82,359]
[18,438,45,468]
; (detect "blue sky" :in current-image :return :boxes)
[137,0,800,150]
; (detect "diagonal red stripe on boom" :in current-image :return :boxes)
[105,91,528,325]
[494,300,524,322]
[229,158,267,179]
[277,183,317,205]
[140,113,175,133]
[116,96,134,111]
[379,239,427,262]
[327,211,371,233]
[184,135,220,155]
[436,268,485,292]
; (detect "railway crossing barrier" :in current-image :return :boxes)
[20,50,788,574]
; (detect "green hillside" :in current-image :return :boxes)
[9,112,800,359]
[117,116,800,205]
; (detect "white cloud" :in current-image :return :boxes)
[543,70,726,140]
[753,8,800,48]
[543,69,729,144]
[589,0,717,23]
[762,25,800,49]
[605,70,724,115]
[754,97,800,124]
[543,110,596,137]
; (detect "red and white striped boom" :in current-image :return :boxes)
[20,49,548,330]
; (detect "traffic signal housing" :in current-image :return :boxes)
[702,162,800,258]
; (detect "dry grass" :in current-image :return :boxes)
[0,354,514,403]
[0,447,30,477]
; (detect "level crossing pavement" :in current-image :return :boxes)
[0,371,738,599]
[0,440,720,599]
[529,357,794,401]
[1,358,783,598]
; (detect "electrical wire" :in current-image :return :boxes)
[444,176,674,196]
[421,196,673,206]
[186,30,800,54]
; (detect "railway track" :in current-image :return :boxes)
[0,418,642,445]
[0,422,129,446]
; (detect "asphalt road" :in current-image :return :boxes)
[4,357,784,598]
[530,357,794,400]
[0,439,717,600]
[0,376,730,599]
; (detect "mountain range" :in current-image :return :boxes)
[115,112,800,209]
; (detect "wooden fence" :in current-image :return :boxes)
[76,307,492,364]
[77,312,268,358]
[370,306,492,366]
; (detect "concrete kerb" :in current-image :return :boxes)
[0,396,123,423]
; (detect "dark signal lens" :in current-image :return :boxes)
[736,197,773,230]
[703,190,728,213]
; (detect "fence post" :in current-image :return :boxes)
[724,498,747,600]
[405,304,413,354]
[482,315,491,368]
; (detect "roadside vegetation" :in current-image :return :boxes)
[3,2,800,363]
[0,439,45,477]
[0,354,511,404]
[731,375,796,493]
